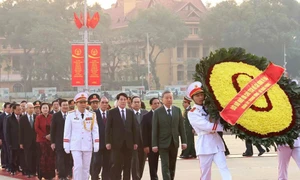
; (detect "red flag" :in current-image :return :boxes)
[87,12,91,28]
[80,12,84,25]
[74,13,83,29]
[89,12,100,29]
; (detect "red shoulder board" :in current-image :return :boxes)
[190,107,196,112]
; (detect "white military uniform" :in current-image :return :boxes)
[278,137,300,180]
[63,93,99,180]
[187,82,232,180]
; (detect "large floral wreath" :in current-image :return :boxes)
[195,47,300,147]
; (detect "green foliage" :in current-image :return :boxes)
[127,5,189,89]
[0,0,109,90]
[200,0,300,77]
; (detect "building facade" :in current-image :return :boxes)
[104,0,212,88]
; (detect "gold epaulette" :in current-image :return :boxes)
[190,107,196,112]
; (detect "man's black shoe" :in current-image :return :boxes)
[258,150,266,156]
[242,152,253,157]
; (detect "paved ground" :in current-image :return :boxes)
[1,135,299,180]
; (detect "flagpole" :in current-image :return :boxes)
[84,0,89,91]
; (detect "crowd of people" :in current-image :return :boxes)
[0,81,299,180]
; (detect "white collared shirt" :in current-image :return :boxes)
[27,113,34,121]
[118,106,126,119]
[163,105,172,116]
[15,114,20,120]
[61,111,68,118]
[133,109,141,115]
[100,109,107,118]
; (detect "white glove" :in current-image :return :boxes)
[64,148,70,154]
[94,146,99,153]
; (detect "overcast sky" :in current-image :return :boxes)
[88,0,243,9]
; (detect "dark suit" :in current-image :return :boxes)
[19,114,36,175]
[244,139,265,155]
[180,106,196,158]
[0,112,9,168]
[105,107,138,180]
[152,106,187,180]
[2,114,11,171]
[90,109,111,180]
[132,109,148,180]
[50,111,72,178]
[49,110,58,115]
[141,110,159,180]
[6,113,21,173]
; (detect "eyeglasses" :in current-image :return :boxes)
[101,102,109,104]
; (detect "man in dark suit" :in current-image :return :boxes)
[68,100,75,111]
[89,94,111,180]
[6,104,22,175]
[19,102,36,177]
[50,99,72,180]
[243,139,266,157]
[0,102,11,170]
[141,98,161,180]
[131,96,148,180]
[152,90,187,180]
[180,96,196,159]
[106,92,138,180]
[50,100,60,114]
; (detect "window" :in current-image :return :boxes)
[177,65,184,81]
[189,28,193,34]
[13,83,23,92]
[187,47,199,58]
[12,56,21,71]
[194,28,199,35]
[177,47,183,58]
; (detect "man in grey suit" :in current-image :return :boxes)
[131,96,148,180]
[152,90,187,180]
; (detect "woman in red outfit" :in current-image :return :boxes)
[35,103,55,180]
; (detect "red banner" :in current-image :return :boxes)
[88,45,101,86]
[220,63,284,125]
[71,44,85,86]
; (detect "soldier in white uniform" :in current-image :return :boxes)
[186,81,232,180]
[63,92,99,180]
[278,137,300,180]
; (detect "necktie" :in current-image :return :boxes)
[167,109,171,116]
[63,114,66,120]
[102,112,107,124]
[121,109,126,124]
[17,115,20,122]
[81,113,84,119]
[30,115,33,128]
[136,112,141,124]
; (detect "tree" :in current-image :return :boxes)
[127,5,189,89]
[199,0,300,76]
[0,0,110,90]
